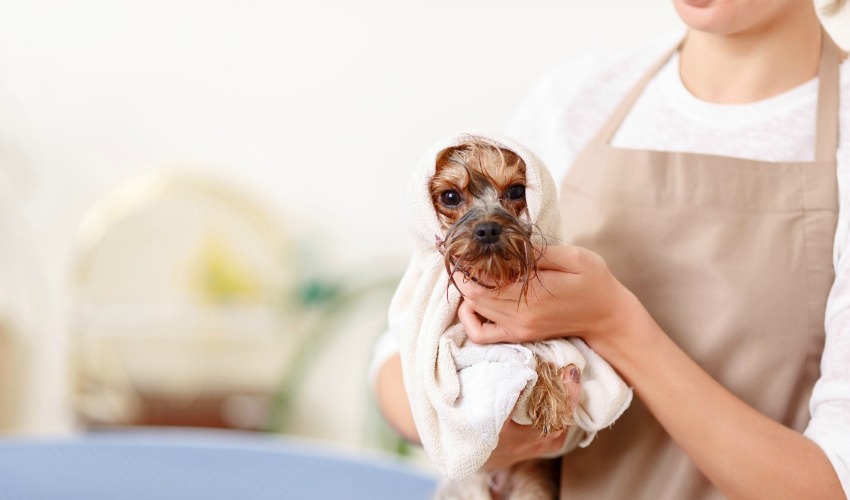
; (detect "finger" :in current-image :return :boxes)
[457,300,484,332]
[562,364,583,411]
[454,274,525,309]
[451,273,480,297]
[455,282,514,319]
[459,307,512,345]
[536,244,585,273]
[457,300,500,344]
[466,297,517,325]
[452,271,520,302]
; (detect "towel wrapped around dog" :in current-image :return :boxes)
[387,132,633,481]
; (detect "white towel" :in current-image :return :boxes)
[388,132,632,481]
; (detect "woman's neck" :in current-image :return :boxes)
[679,3,823,104]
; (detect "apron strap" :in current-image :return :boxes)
[815,32,842,163]
[594,42,681,146]
[596,29,843,160]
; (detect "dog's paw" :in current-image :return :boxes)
[527,360,574,436]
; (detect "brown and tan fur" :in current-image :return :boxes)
[429,139,571,500]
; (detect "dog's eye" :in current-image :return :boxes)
[507,185,525,200]
[440,190,462,207]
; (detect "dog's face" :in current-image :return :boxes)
[429,140,539,295]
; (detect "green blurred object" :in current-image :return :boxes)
[264,267,413,458]
[264,273,400,434]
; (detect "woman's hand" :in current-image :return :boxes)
[461,245,846,499]
[456,244,639,350]
[483,364,582,470]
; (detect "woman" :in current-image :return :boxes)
[374,0,850,497]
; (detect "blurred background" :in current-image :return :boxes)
[0,0,847,469]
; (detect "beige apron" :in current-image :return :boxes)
[558,33,843,499]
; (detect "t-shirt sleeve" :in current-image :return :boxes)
[804,132,850,497]
[367,328,400,389]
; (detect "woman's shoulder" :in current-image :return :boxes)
[504,29,685,180]
[506,29,685,132]
[533,29,684,107]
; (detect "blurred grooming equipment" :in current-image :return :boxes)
[70,172,297,429]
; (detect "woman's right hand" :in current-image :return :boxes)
[454,245,639,355]
[483,363,582,470]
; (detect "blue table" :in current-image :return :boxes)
[0,429,436,499]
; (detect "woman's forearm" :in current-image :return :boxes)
[597,299,844,500]
[375,353,421,444]
[457,244,845,496]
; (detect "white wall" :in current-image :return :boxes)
[0,0,847,439]
[0,0,690,273]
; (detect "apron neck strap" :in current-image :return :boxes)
[594,42,681,146]
[595,29,843,163]
[815,32,842,163]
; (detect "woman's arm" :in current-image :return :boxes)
[374,354,420,444]
[603,305,844,500]
[373,349,582,468]
[457,244,845,499]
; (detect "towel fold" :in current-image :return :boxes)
[388,132,632,481]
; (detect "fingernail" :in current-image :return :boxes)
[570,366,581,384]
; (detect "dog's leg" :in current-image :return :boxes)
[526,360,573,436]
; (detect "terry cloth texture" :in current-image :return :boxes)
[387,132,633,480]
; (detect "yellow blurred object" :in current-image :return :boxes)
[194,234,262,305]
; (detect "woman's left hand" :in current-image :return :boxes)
[456,244,638,348]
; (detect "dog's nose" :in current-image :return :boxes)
[473,222,502,244]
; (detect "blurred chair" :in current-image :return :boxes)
[69,169,409,463]
[70,171,299,430]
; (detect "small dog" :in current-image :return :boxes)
[429,139,573,499]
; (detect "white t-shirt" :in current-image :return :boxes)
[372,32,850,495]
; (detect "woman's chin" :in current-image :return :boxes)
[673,1,742,35]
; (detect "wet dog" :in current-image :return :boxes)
[429,139,572,499]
